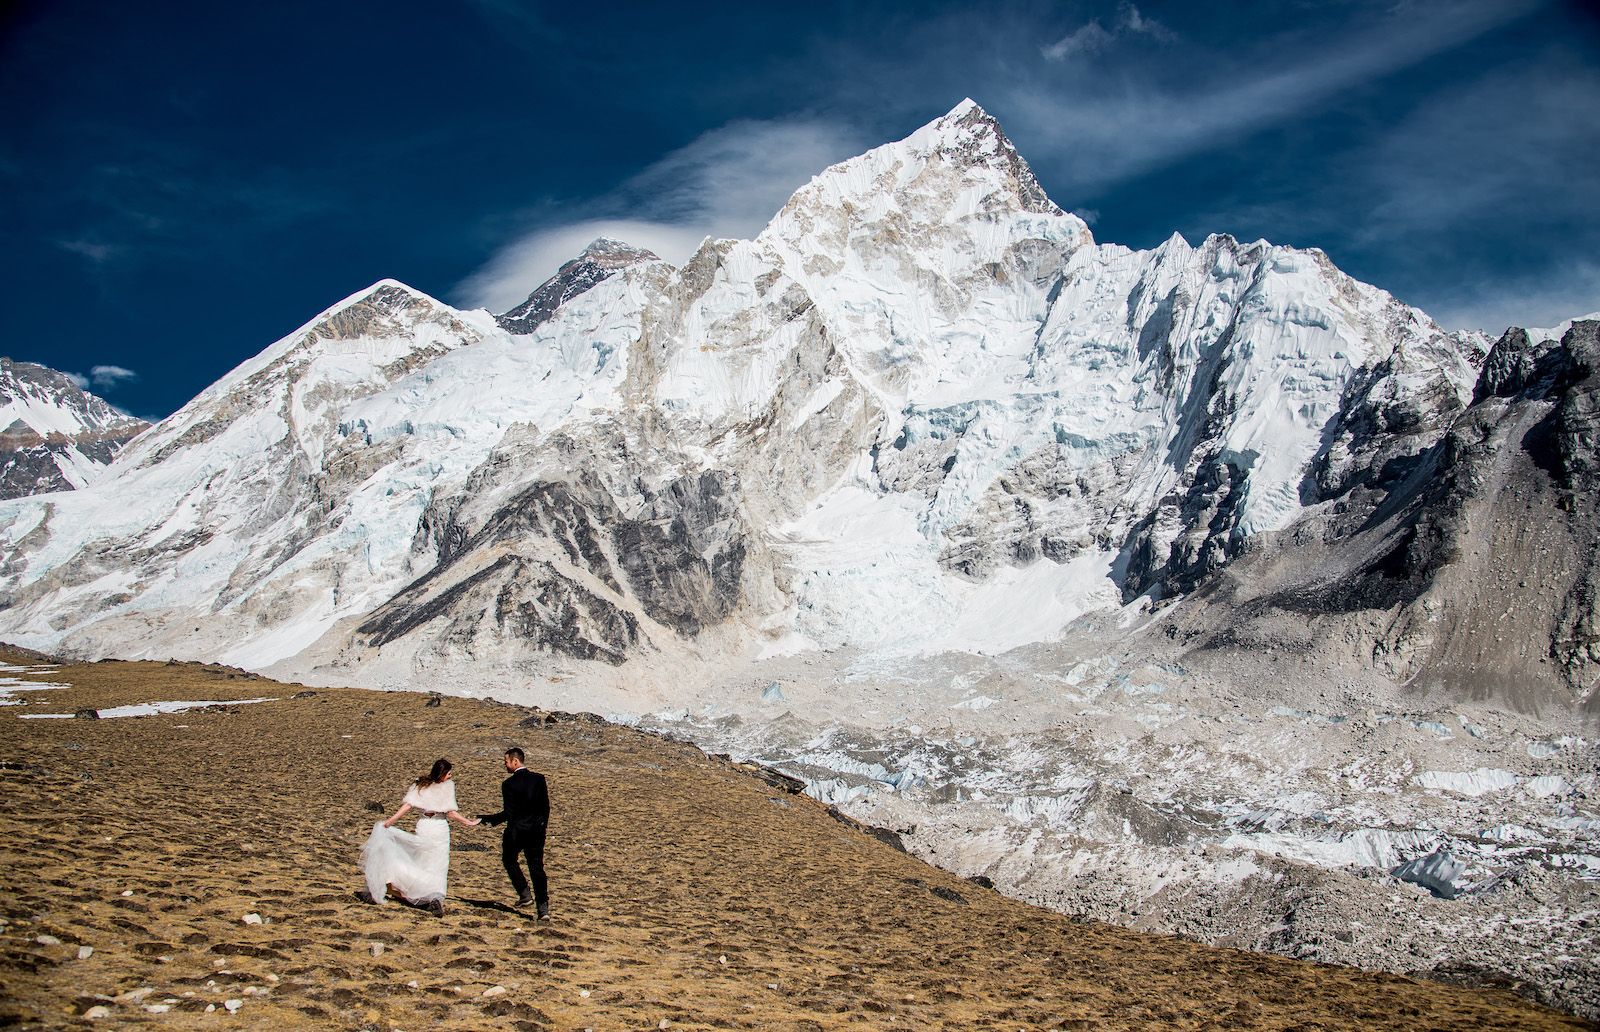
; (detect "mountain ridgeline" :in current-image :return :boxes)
[0,100,1592,716]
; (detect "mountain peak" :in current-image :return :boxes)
[496,238,660,335]
[580,237,660,265]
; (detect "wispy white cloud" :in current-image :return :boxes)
[455,118,864,313]
[89,365,138,390]
[1042,20,1115,60]
[1042,3,1173,60]
[58,239,120,263]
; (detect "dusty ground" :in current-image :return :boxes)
[0,651,1591,1032]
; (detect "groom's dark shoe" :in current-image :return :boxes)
[514,893,535,908]
[426,899,445,918]
[536,901,550,920]
[354,890,376,905]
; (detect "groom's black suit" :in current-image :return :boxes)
[479,766,549,905]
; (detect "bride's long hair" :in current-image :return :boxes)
[416,758,453,788]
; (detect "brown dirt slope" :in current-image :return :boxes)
[0,651,1589,1032]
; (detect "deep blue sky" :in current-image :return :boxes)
[3,0,1598,420]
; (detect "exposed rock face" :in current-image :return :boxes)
[0,359,148,498]
[1154,320,1600,708]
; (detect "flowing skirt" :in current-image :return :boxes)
[360,817,449,904]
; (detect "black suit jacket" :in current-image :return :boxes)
[481,767,549,834]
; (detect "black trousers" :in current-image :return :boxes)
[502,823,548,903]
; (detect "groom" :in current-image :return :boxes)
[478,747,551,918]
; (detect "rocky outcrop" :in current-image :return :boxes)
[1157,321,1600,708]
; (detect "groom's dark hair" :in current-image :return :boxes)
[505,747,525,764]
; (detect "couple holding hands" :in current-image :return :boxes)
[358,747,550,919]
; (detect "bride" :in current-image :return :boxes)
[358,758,480,916]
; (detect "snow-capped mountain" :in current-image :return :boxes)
[0,100,1550,694]
[2,99,1597,1009]
[0,358,148,499]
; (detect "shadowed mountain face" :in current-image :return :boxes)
[0,358,148,499]
[1157,319,1600,711]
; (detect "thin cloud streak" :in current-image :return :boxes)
[1042,3,1173,60]
[89,365,138,390]
[1010,0,1545,193]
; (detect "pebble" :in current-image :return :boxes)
[578,989,590,998]
[78,945,93,959]
[35,934,61,946]
[120,890,133,897]
[242,913,262,925]
[204,1004,215,1013]
[659,1021,671,1029]
[223,999,242,1013]
[144,1004,170,1014]
[482,985,506,997]
[83,1006,110,1020]
[370,942,384,956]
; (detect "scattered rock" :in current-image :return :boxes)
[425,695,443,708]
[744,764,805,795]
[73,709,99,720]
[291,690,317,699]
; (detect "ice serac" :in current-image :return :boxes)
[0,359,148,498]
[495,237,661,335]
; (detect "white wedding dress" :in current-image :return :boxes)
[360,780,457,904]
